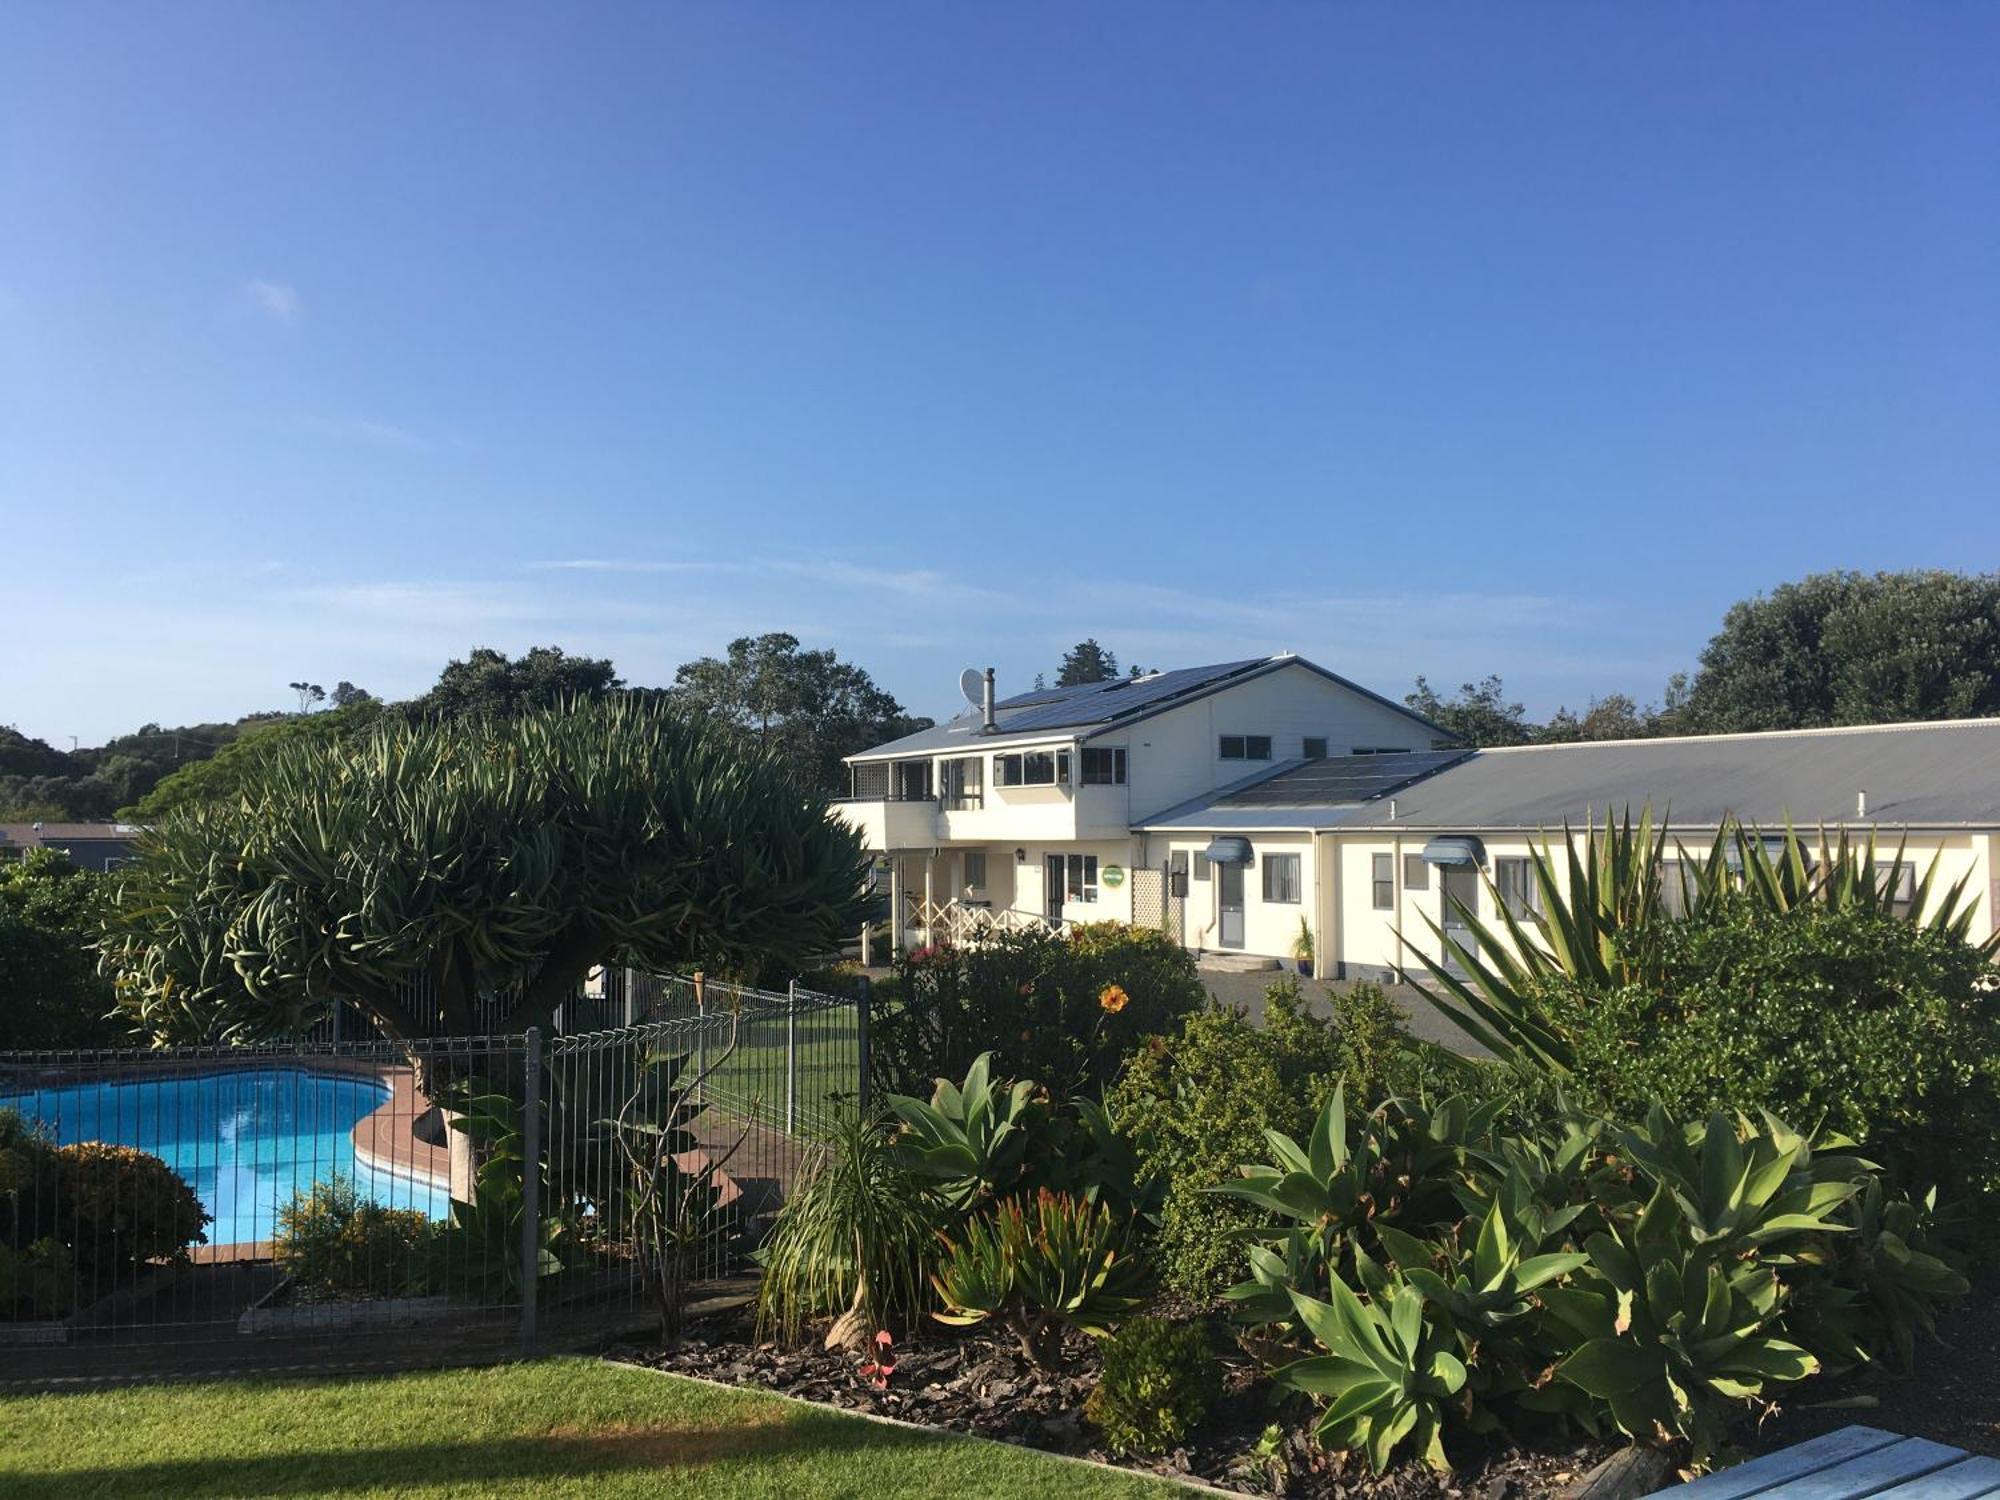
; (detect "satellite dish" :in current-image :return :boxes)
[958,667,985,710]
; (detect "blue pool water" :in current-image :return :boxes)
[1,1068,453,1245]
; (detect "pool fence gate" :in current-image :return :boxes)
[0,972,868,1387]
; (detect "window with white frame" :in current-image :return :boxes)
[1219,734,1273,761]
[1496,857,1542,919]
[1262,852,1302,903]
[941,755,984,810]
[1402,853,1430,891]
[1061,853,1099,904]
[1371,853,1395,909]
[995,749,1070,786]
[1080,747,1126,785]
[963,850,988,891]
[1876,862,1917,920]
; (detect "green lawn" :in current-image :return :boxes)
[0,1357,1185,1499]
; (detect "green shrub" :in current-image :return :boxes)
[54,1142,208,1270]
[1410,816,2000,1231]
[1084,1315,1222,1456]
[1549,901,2000,1216]
[274,1174,432,1297]
[755,1110,944,1342]
[932,1189,1151,1368]
[0,849,126,1050]
[872,923,1204,1100]
[0,1108,65,1254]
[1222,1091,1968,1473]
[1107,978,1457,1301]
[886,1052,1158,1222]
[0,1237,74,1320]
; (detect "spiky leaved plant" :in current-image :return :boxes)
[1405,808,1994,1070]
[99,695,871,1051]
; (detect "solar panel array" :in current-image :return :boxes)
[1217,748,1472,806]
[991,658,1269,732]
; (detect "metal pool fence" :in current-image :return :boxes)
[0,976,865,1386]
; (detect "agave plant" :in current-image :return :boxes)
[885,1052,1038,1211]
[1544,1223,1819,1461]
[1785,1177,1970,1374]
[1607,1106,1861,1255]
[1274,1277,1469,1472]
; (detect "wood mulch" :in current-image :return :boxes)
[1735,1278,2000,1460]
[606,1307,1618,1498]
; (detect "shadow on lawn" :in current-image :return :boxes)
[0,1408,963,1498]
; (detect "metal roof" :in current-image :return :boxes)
[1139,720,2000,833]
[847,653,1452,763]
[1217,748,1472,806]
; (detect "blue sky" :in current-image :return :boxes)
[5,5,1997,745]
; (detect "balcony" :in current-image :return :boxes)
[833,792,941,852]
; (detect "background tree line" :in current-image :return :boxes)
[7,568,2000,817]
[1404,569,2000,746]
[1,637,933,821]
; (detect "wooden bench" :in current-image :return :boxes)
[1666,1426,2000,1500]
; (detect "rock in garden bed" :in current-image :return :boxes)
[606,1308,1619,1498]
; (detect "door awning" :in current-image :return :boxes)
[1421,836,1486,868]
[1203,837,1253,865]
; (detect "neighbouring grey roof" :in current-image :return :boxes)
[848,654,1452,763]
[1139,720,2000,834]
[0,822,141,843]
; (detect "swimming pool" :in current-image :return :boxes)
[0,1068,453,1245]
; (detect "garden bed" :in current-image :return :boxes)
[607,1309,1619,1499]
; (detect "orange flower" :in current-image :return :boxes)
[1098,983,1130,1015]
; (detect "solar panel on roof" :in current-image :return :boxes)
[1217,749,1472,807]
[994,658,1269,732]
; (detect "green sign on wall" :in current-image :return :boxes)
[1101,865,1125,888]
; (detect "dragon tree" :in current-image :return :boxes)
[100,695,870,1050]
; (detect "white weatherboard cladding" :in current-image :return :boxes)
[1149,831,1316,959]
[1108,662,1434,824]
[1322,828,1997,978]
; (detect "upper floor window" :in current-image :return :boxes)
[1352,746,1404,756]
[1219,734,1273,761]
[941,756,984,810]
[1080,747,1127,785]
[1262,852,1302,903]
[1371,853,1395,909]
[1302,737,1328,759]
[996,749,1070,786]
[893,760,934,800]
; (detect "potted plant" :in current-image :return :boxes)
[1292,917,1314,978]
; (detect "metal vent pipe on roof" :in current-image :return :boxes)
[981,668,996,733]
